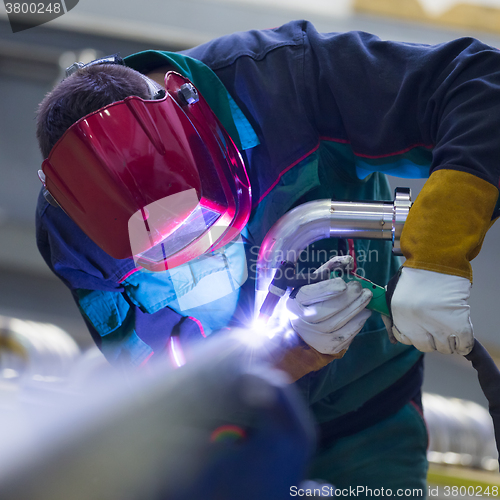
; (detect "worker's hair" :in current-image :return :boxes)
[36,64,151,159]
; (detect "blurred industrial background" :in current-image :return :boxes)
[2,0,500,481]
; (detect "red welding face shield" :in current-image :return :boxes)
[38,72,252,271]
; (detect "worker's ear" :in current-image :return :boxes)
[144,65,175,86]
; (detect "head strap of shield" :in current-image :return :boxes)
[65,54,166,100]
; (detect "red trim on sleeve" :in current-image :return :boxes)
[253,142,320,207]
[188,316,206,338]
[138,351,154,368]
[319,136,433,159]
[255,137,434,208]
[118,267,141,283]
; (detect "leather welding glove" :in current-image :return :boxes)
[384,169,498,356]
[286,256,373,355]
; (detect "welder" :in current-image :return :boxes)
[35,21,500,495]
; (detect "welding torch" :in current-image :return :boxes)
[258,260,389,323]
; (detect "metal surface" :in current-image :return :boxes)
[0,333,315,500]
[393,187,412,255]
[179,83,199,104]
[256,188,412,291]
[424,391,498,471]
[0,314,80,383]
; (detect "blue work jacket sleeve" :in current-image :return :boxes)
[36,192,206,366]
[74,287,206,367]
[189,20,500,208]
[303,25,500,189]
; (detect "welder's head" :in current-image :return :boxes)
[36,57,251,271]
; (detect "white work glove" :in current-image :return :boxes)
[286,256,373,355]
[386,267,474,355]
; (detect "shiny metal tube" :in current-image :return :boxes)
[256,188,411,291]
[0,314,80,384]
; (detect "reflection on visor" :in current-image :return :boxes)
[137,205,221,263]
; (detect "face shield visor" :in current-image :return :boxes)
[38,71,252,271]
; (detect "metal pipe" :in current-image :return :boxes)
[256,188,411,292]
[0,314,80,383]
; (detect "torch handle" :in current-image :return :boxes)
[344,273,390,317]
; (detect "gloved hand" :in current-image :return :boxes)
[286,256,373,355]
[385,267,474,355]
